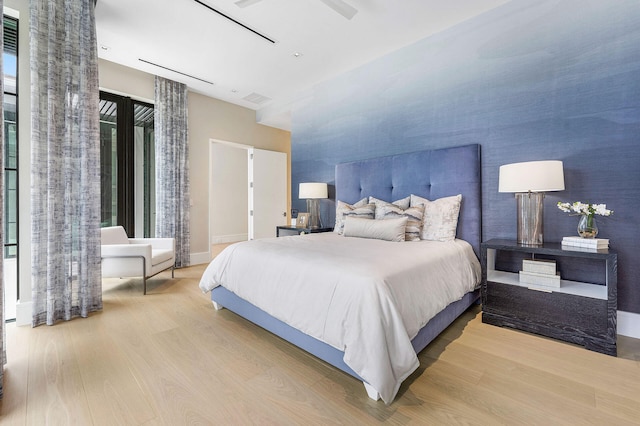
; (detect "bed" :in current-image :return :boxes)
[199,144,482,404]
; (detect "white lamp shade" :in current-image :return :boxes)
[299,182,328,199]
[498,160,565,193]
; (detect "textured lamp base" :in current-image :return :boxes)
[516,192,544,245]
[307,199,321,229]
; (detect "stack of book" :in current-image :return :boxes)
[561,236,609,251]
[519,259,561,288]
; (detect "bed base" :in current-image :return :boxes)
[210,286,480,400]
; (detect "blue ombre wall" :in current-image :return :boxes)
[290,0,640,313]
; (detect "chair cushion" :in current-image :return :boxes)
[101,226,130,245]
[152,249,174,266]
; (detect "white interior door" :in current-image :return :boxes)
[250,148,287,239]
[210,142,249,244]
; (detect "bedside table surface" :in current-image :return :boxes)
[276,226,333,237]
[482,239,616,259]
[277,226,333,232]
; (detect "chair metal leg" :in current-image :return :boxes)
[141,260,175,295]
[142,257,147,295]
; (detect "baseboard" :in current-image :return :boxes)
[618,310,640,339]
[211,234,247,244]
[15,300,32,327]
[190,251,212,265]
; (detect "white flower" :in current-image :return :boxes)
[572,202,589,214]
[593,204,612,216]
[557,201,613,217]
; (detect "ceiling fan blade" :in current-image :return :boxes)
[319,0,357,20]
[235,0,263,8]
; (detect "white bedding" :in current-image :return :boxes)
[199,232,481,403]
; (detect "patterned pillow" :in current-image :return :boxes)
[334,198,368,234]
[376,203,425,242]
[342,203,376,221]
[410,194,462,242]
[343,216,408,242]
[368,196,411,219]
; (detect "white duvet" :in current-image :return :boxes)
[199,232,480,403]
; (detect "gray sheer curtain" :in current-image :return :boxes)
[0,0,5,398]
[154,76,190,267]
[30,0,102,326]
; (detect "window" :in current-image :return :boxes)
[99,92,155,237]
[4,15,18,320]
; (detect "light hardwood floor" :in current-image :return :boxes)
[2,261,640,425]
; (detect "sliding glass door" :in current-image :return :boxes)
[4,15,18,321]
[99,92,155,237]
[99,96,119,227]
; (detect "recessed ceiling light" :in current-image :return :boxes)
[292,52,303,58]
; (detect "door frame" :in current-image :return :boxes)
[208,138,289,259]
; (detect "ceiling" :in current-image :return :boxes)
[95,0,509,131]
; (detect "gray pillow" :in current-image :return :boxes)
[343,216,408,242]
[376,203,425,242]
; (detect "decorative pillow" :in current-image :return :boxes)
[334,198,367,234]
[342,203,376,220]
[343,216,408,242]
[410,194,462,242]
[368,196,411,219]
[376,203,425,242]
[335,202,376,235]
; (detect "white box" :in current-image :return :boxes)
[519,270,561,288]
[522,259,556,275]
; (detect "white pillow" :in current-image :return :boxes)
[343,216,408,242]
[368,196,411,219]
[410,194,462,242]
[334,198,368,234]
[375,203,425,242]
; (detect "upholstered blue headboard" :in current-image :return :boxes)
[335,144,482,256]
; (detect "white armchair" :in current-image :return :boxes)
[101,226,175,294]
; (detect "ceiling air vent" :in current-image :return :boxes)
[243,92,272,105]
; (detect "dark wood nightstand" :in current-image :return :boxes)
[276,226,333,237]
[481,239,617,356]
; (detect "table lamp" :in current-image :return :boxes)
[499,160,564,245]
[299,182,328,229]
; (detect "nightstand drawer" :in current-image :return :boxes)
[484,281,609,336]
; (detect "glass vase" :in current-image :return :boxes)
[577,214,598,238]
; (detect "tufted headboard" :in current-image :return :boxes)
[335,144,482,257]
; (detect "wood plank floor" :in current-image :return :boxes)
[1,262,640,425]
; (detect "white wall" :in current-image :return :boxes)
[186,91,290,263]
